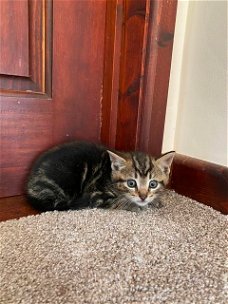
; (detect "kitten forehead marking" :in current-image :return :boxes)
[131,153,152,177]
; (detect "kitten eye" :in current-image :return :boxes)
[149,180,158,189]
[127,179,137,188]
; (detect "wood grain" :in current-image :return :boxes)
[101,0,123,148]
[0,0,107,197]
[0,0,177,200]
[52,0,106,145]
[101,0,177,154]
[0,0,29,77]
[102,0,150,150]
[169,154,228,214]
[0,0,52,97]
[0,97,53,196]
[115,0,150,151]
[0,196,39,222]
[137,0,178,156]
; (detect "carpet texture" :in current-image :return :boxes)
[0,191,227,304]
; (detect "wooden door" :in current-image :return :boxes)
[0,0,177,199]
[0,0,106,197]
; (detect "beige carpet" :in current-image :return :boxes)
[0,191,227,304]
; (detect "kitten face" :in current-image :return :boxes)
[107,150,175,208]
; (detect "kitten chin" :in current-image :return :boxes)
[127,194,161,208]
[126,195,151,207]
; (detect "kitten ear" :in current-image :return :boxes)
[107,150,126,171]
[155,151,175,175]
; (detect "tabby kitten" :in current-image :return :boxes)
[26,141,175,212]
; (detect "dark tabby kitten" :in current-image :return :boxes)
[26,141,175,212]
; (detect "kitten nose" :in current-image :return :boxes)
[139,192,147,201]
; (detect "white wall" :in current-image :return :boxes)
[162,0,227,166]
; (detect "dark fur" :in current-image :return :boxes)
[26,141,174,212]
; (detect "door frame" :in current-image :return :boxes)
[101,0,178,155]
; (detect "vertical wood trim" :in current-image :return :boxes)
[101,0,123,148]
[115,0,150,151]
[44,0,53,97]
[102,0,177,154]
[137,0,178,156]
[102,0,151,150]
[30,0,52,96]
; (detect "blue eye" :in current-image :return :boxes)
[149,180,158,189]
[127,179,137,188]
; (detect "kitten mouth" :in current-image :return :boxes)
[134,200,149,207]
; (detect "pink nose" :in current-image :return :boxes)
[139,193,147,201]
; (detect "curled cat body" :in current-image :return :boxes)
[26,141,175,212]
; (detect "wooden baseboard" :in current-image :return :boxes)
[1,154,227,221]
[169,154,228,214]
[0,196,39,222]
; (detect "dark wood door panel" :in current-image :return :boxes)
[0,0,29,77]
[1,104,53,167]
[52,0,106,144]
[0,168,28,197]
[0,0,107,198]
[0,0,52,97]
[0,97,53,197]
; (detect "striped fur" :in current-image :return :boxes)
[26,141,175,212]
